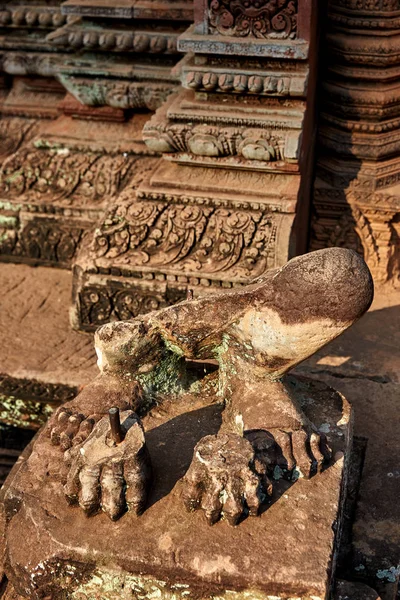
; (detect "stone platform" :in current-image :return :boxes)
[297,285,400,600]
[1,376,351,600]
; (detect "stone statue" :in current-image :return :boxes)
[49,247,373,525]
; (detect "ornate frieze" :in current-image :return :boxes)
[0,146,137,206]
[0,84,160,267]
[0,0,192,105]
[91,197,277,279]
[71,158,298,330]
[0,215,86,268]
[144,120,286,165]
[47,23,181,54]
[143,90,304,168]
[0,5,66,29]
[181,58,307,96]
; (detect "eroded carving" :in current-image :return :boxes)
[45,248,372,523]
[143,121,282,162]
[0,147,136,205]
[90,197,277,280]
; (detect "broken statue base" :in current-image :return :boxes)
[1,376,352,600]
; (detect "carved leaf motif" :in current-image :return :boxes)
[209,0,297,39]
[186,209,257,274]
[2,220,83,266]
[114,290,162,321]
[92,201,165,261]
[0,148,136,206]
[91,197,278,279]
[80,286,113,327]
[143,205,214,265]
[79,285,166,327]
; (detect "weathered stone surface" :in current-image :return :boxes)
[0,262,97,431]
[335,580,381,600]
[0,87,157,268]
[71,161,301,330]
[297,286,400,595]
[68,0,318,322]
[1,377,352,599]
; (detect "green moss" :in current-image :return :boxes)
[4,169,24,184]
[70,567,286,599]
[0,215,17,227]
[137,351,187,401]
[33,139,62,150]
[0,394,54,429]
[0,201,21,212]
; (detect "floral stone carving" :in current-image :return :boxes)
[208,0,298,39]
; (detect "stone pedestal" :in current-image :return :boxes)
[1,376,352,599]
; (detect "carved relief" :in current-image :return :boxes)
[143,122,282,162]
[333,0,400,11]
[58,75,176,111]
[91,198,277,280]
[310,197,400,284]
[311,0,400,285]
[78,285,168,328]
[0,148,136,206]
[184,70,291,95]
[0,119,39,161]
[0,373,77,406]
[208,0,298,39]
[0,219,85,267]
[0,6,66,29]
[47,25,180,54]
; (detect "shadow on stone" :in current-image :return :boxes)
[145,404,223,509]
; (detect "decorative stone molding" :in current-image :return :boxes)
[47,23,180,54]
[310,0,400,284]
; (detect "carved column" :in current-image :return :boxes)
[72,0,321,331]
[310,0,400,284]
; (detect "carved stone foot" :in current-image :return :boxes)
[269,426,332,478]
[50,408,100,451]
[182,433,272,526]
[64,411,152,521]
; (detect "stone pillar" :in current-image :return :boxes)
[72,0,321,331]
[310,0,400,285]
